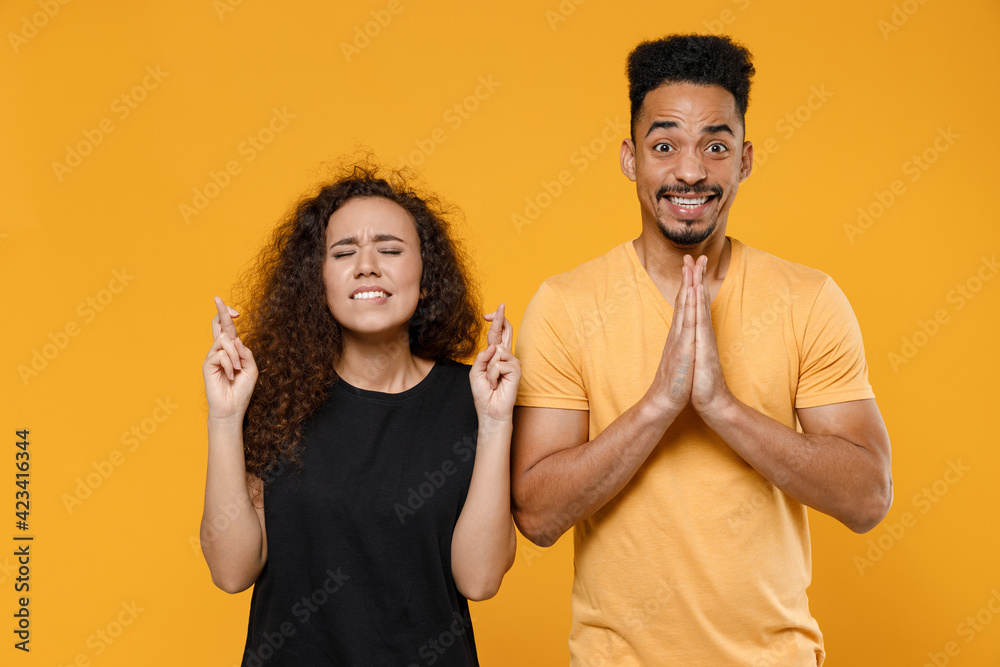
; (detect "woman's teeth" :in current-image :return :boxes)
[352,291,388,300]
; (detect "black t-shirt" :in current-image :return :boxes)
[241,361,481,667]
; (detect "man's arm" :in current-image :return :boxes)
[511,259,702,547]
[699,398,892,533]
[691,280,893,533]
[512,401,672,547]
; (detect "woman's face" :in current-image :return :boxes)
[323,197,423,340]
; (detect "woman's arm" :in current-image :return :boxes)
[199,297,267,593]
[451,305,519,601]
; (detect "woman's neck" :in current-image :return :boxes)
[335,329,434,393]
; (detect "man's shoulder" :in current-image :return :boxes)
[735,238,833,293]
[539,241,634,298]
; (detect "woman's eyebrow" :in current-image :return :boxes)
[330,233,405,248]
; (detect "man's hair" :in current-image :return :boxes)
[626,34,755,140]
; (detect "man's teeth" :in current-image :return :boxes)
[352,291,388,300]
[668,195,710,207]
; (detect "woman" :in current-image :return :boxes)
[199,163,519,666]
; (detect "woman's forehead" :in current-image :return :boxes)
[326,197,418,243]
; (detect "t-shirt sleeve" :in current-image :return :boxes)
[795,276,876,409]
[515,281,589,410]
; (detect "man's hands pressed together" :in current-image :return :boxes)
[647,253,735,422]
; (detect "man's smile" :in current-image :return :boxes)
[657,187,722,220]
[666,194,713,207]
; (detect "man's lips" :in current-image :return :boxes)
[664,194,714,206]
[657,187,722,220]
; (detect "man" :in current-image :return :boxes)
[511,34,892,666]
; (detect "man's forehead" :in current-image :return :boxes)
[639,82,741,130]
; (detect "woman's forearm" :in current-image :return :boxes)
[200,415,266,593]
[450,420,517,601]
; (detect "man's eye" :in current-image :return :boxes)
[653,142,674,152]
[708,143,728,153]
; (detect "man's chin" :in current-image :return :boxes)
[656,219,716,247]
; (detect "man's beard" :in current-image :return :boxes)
[656,215,717,246]
[655,184,722,247]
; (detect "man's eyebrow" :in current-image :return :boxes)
[330,233,406,248]
[703,123,734,136]
[645,120,678,137]
[645,120,735,138]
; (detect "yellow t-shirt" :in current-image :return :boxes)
[515,237,874,666]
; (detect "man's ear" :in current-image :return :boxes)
[739,140,753,182]
[620,138,637,182]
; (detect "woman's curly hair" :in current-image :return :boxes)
[231,160,483,494]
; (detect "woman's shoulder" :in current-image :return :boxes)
[436,358,472,372]
[427,359,475,401]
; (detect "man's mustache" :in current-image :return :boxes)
[657,185,723,199]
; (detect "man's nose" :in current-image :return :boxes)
[673,149,707,185]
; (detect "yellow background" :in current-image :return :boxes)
[2,0,998,665]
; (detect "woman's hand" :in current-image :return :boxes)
[455,303,520,600]
[470,303,521,426]
[203,296,258,421]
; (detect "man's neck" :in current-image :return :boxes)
[632,225,732,304]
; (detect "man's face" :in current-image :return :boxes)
[621,82,753,247]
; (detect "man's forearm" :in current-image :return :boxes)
[514,395,679,547]
[701,398,892,533]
